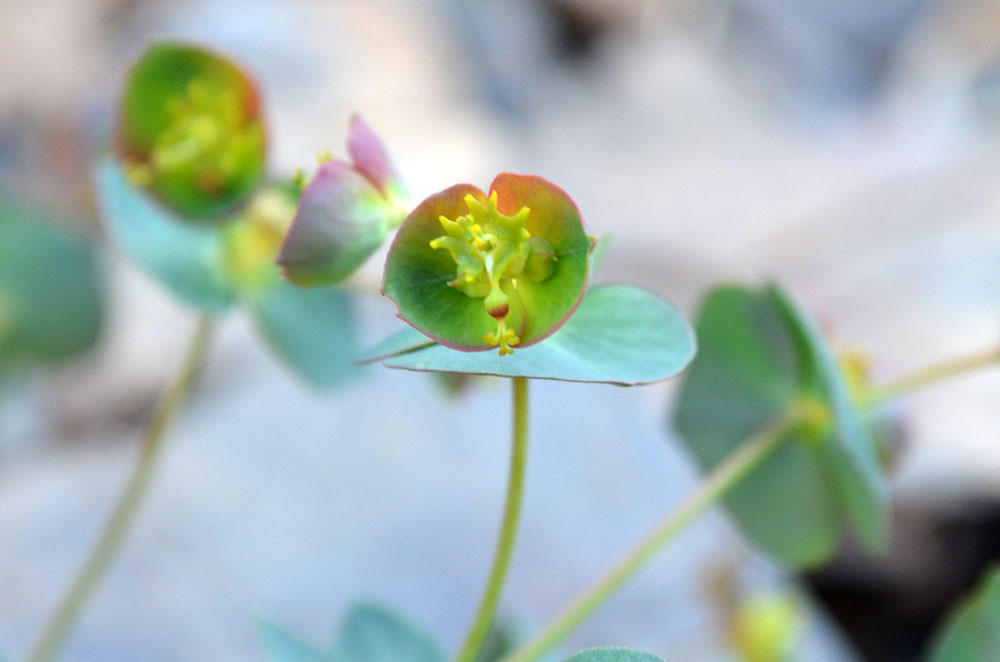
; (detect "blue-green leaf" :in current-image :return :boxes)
[928,568,1000,662]
[94,158,236,312]
[769,286,888,554]
[563,648,664,662]
[374,285,695,385]
[672,283,888,568]
[0,199,103,372]
[249,280,359,389]
[333,603,446,662]
[258,621,332,662]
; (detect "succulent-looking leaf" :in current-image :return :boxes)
[333,602,447,662]
[382,174,592,355]
[258,621,332,662]
[0,199,103,373]
[928,567,1000,662]
[117,41,267,219]
[278,116,407,286]
[96,158,237,311]
[562,648,665,662]
[370,284,694,385]
[250,280,359,389]
[672,284,888,568]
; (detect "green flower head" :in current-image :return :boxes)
[116,42,267,220]
[382,174,594,355]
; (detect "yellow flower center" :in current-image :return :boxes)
[129,76,263,194]
[430,191,555,355]
[224,188,297,288]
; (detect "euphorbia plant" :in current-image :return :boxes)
[29,42,401,662]
[354,174,697,662]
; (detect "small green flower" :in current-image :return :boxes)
[383,174,593,355]
[117,42,267,220]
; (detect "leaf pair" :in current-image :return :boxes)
[672,284,889,568]
[260,602,664,662]
[366,284,695,386]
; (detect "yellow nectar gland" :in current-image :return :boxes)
[429,191,534,355]
[224,188,297,287]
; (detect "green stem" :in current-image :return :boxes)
[502,411,798,662]
[28,316,214,662]
[456,377,530,662]
[865,346,1000,406]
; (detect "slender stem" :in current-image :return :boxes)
[456,377,530,662]
[28,316,215,662]
[502,411,798,662]
[865,346,1000,407]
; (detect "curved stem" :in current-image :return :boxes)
[456,377,530,662]
[865,346,1000,407]
[502,411,798,662]
[28,316,215,662]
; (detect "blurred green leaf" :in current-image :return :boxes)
[95,158,237,312]
[249,280,359,389]
[375,285,695,385]
[333,603,446,662]
[258,621,332,662]
[929,568,1000,662]
[0,200,103,373]
[563,649,664,662]
[672,284,888,568]
[769,287,888,554]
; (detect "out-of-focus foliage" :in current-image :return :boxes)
[366,285,695,385]
[0,199,103,377]
[929,567,1000,662]
[562,649,664,662]
[95,159,357,389]
[672,283,888,568]
[260,602,446,662]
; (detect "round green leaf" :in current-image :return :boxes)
[563,648,664,662]
[671,284,889,568]
[371,285,694,385]
[929,568,1000,662]
[382,175,591,352]
[95,158,237,312]
[117,42,266,219]
[249,280,359,389]
[0,199,103,372]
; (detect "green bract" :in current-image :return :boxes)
[0,200,103,376]
[365,285,695,385]
[929,567,1000,662]
[117,42,266,220]
[95,159,356,389]
[672,284,889,568]
[277,116,408,286]
[383,174,593,355]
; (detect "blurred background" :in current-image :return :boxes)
[1,0,999,660]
